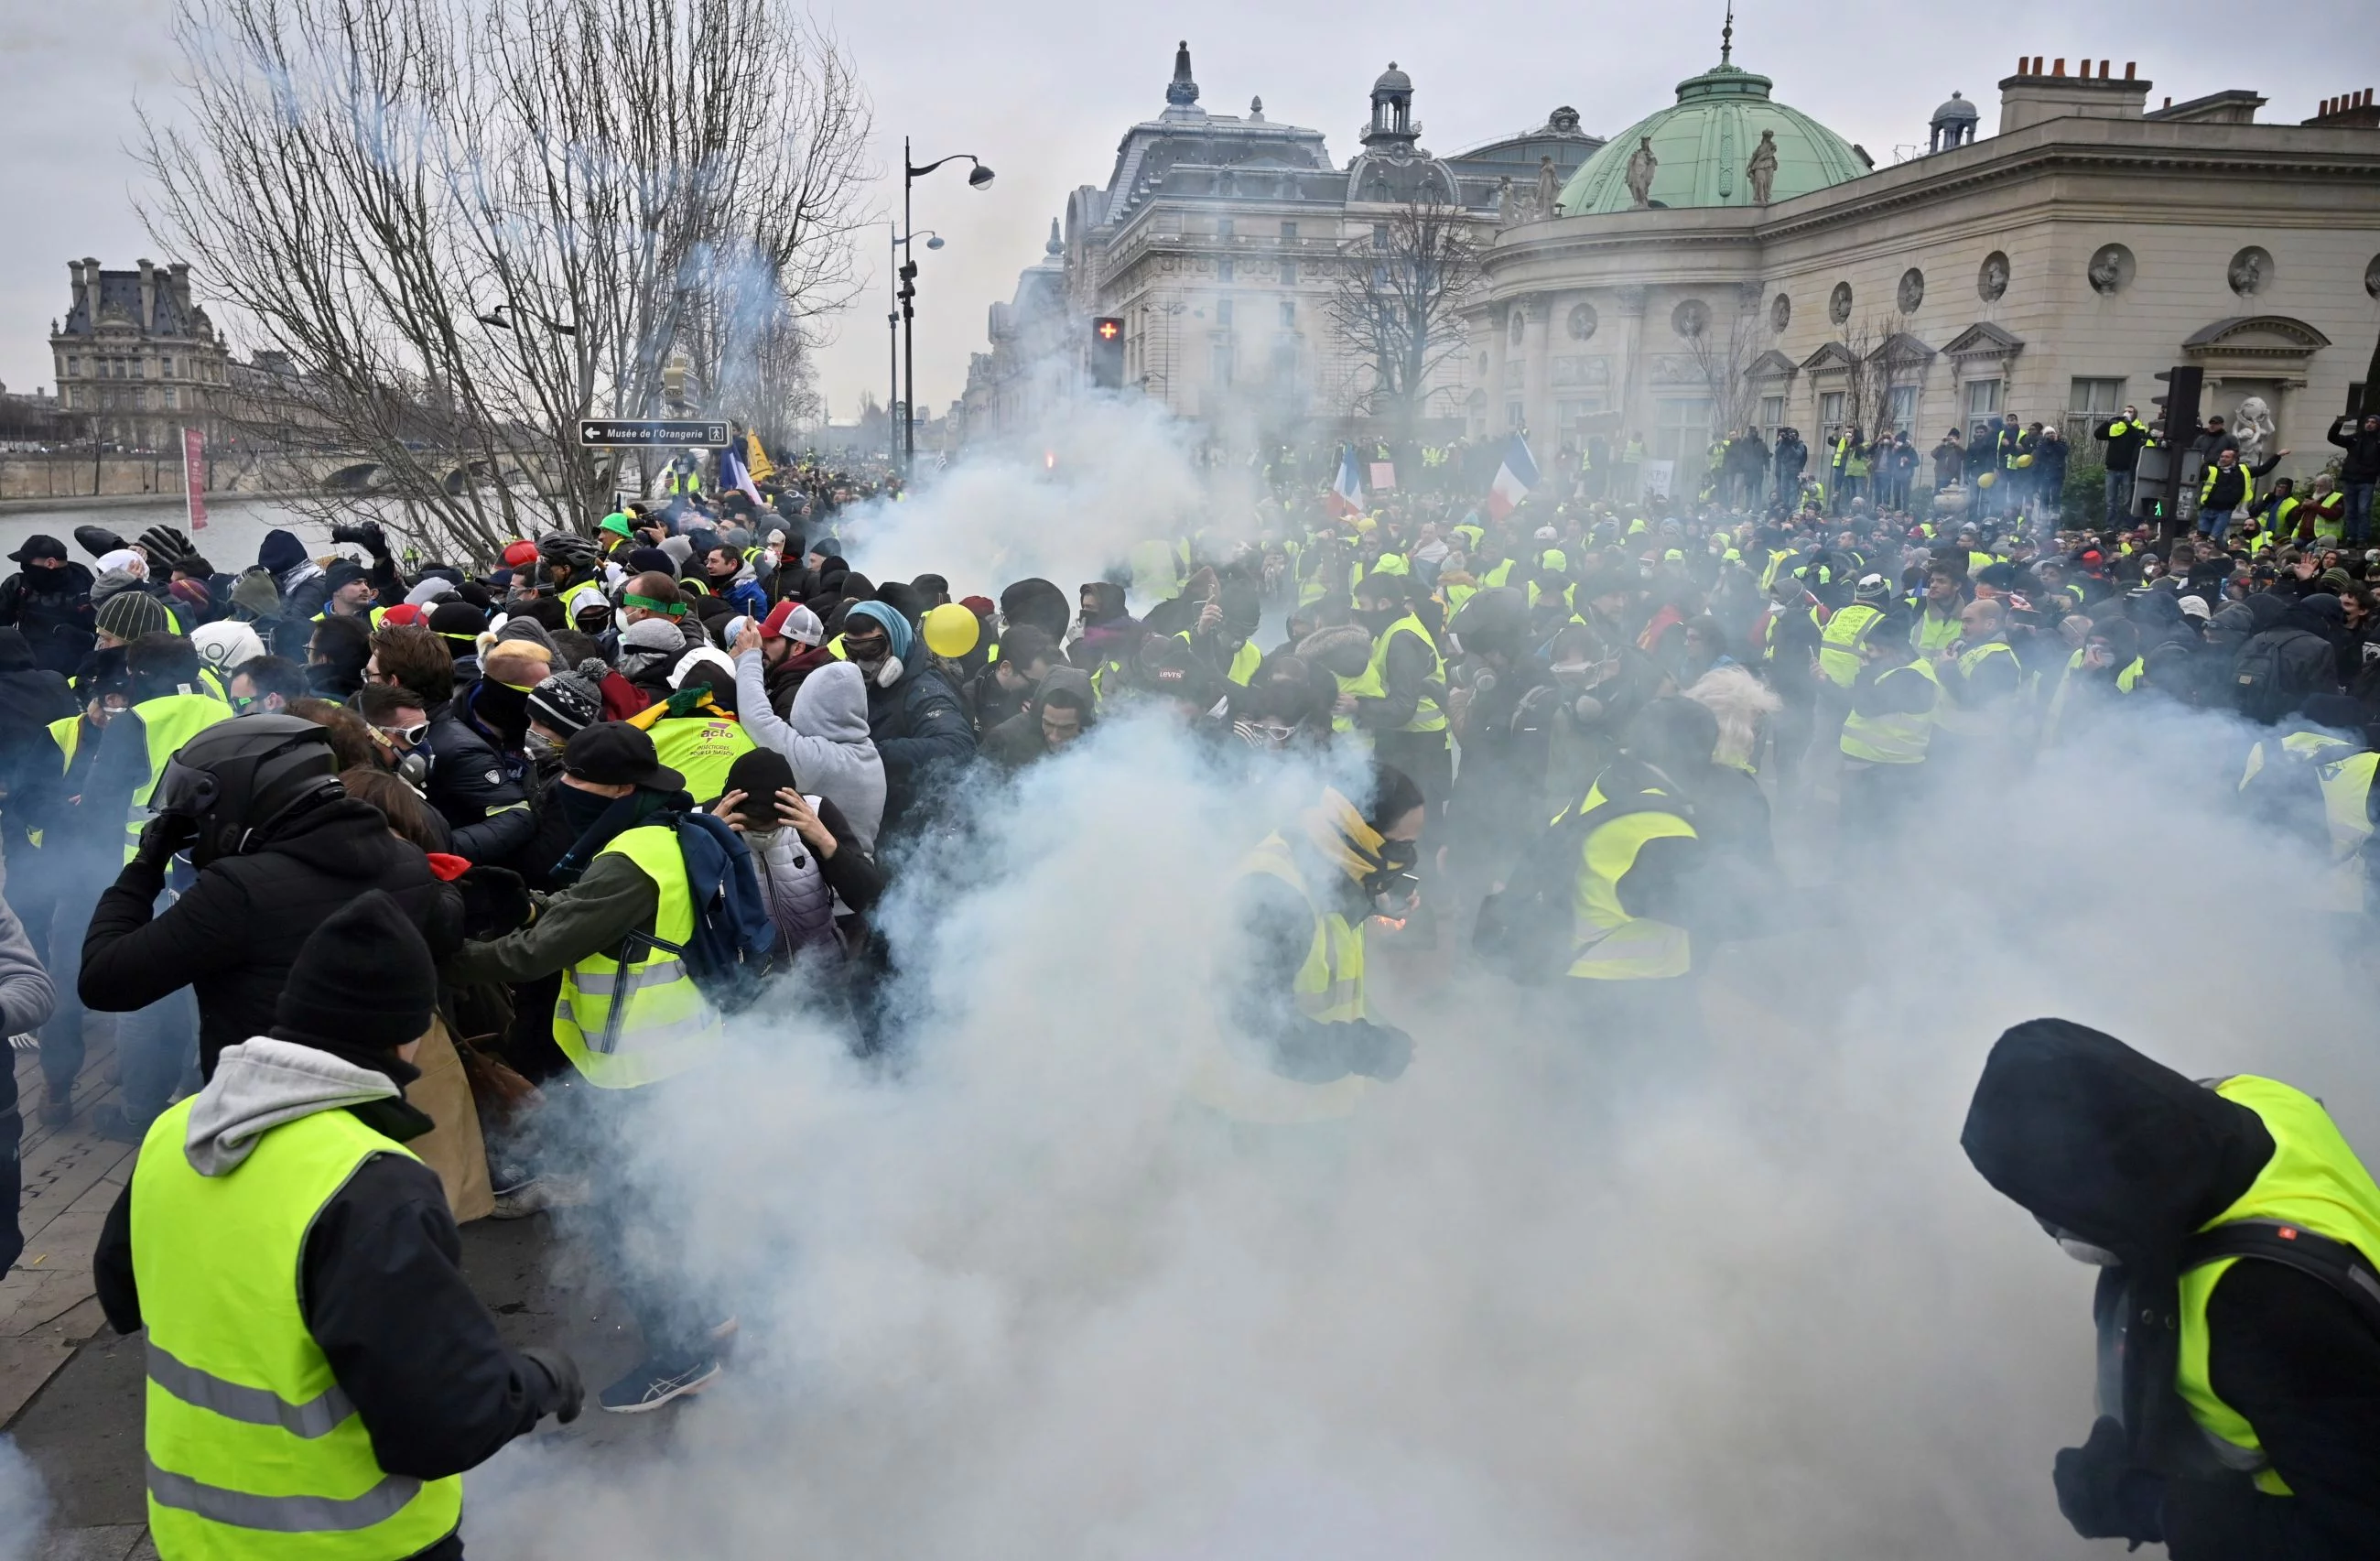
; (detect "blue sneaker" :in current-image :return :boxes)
[598,1351,720,1414]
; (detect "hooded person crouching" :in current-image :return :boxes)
[1963,1019,2380,1556]
[93,892,581,1561]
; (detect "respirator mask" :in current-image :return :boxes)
[1363,839,1421,913]
[2038,1218,2121,1268]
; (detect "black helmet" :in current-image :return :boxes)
[536,530,602,572]
[1448,586,1528,655]
[149,714,342,867]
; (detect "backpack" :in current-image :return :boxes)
[1472,762,1690,985]
[660,810,779,1014]
[2232,627,2337,725]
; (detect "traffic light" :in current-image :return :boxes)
[2141,365,2207,526]
[1090,317,1124,389]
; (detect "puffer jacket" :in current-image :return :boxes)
[79,797,463,1079]
[747,794,885,960]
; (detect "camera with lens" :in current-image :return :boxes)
[330,520,387,552]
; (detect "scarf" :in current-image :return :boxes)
[549,786,682,886]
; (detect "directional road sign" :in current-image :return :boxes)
[577,418,730,448]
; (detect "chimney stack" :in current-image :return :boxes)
[67,259,85,321]
[2000,56,2152,135]
[136,258,156,332]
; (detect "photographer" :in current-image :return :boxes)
[79,714,462,1097]
[329,517,407,618]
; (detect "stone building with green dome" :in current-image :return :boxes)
[1555,58,1868,217]
[1470,42,2380,503]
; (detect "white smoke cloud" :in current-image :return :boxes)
[821,394,1267,609]
[455,649,2380,1561]
[0,1436,52,1561]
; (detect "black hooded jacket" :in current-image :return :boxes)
[1964,1020,2380,1559]
[93,1031,568,1546]
[0,559,96,676]
[81,797,464,1079]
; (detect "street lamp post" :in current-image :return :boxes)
[888,223,943,469]
[902,137,994,474]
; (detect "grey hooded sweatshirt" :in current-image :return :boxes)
[183,1036,405,1175]
[734,655,886,851]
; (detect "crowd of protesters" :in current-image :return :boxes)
[0,401,2377,1556]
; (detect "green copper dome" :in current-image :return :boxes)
[1557,61,1866,216]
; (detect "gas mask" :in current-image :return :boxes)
[1363,839,1421,912]
[2039,1219,2121,1268]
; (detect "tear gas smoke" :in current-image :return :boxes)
[826,396,1266,609]
[0,1436,50,1561]
[457,406,2377,1559]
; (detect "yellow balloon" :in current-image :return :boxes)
[922,602,980,659]
[2015,453,2034,469]
[1976,471,1997,489]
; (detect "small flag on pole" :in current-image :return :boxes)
[743,428,776,484]
[1486,432,1540,522]
[1326,444,1365,519]
[181,428,209,531]
[719,437,765,508]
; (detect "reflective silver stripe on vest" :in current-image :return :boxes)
[555,1000,719,1057]
[2201,1427,2269,1473]
[147,1459,423,1533]
[147,1340,355,1439]
[568,959,685,995]
[1293,978,1363,1016]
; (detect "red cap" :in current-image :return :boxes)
[380,603,424,627]
[2081,549,2104,566]
[502,539,538,569]
[960,595,995,617]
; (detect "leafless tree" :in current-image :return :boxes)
[138,0,871,563]
[1682,306,1764,439]
[1325,200,1480,445]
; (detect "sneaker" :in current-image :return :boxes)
[91,1104,152,1144]
[37,1084,73,1129]
[488,1174,590,1220]
[598,1352,720,1415]
[489,1160,539,1198]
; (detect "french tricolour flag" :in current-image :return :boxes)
[1326,443,1365,519]
[1486,433,1539,522]
[719,436,765,507]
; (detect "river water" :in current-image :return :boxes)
[0,498,349,570]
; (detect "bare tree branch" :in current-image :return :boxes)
[137,0,871,563]
[1324,200,1478,445]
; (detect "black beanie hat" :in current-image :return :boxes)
[723,747,795,828]
[275,890,435,1050]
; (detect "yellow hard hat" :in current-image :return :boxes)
[1977,472,1997,489]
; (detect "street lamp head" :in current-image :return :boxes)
[925,234,946,250]
[968,164,995,190]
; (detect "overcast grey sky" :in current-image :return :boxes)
[3,0,2374,424]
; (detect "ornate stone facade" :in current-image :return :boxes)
[49,258,232,450]
[1472,55,2380,485]
[959,44,1600,445]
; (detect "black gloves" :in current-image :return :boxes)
[133,812,200,869]
[331,520,388,556]
[455,865,534,939]
[2054,1416,2166,1548]
[521,1347,583,1425]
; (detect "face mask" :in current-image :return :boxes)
[742,825,781,848]
[525,730,561,756]
[2038,1219,2121,1267]
[1362,839,1421,905]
